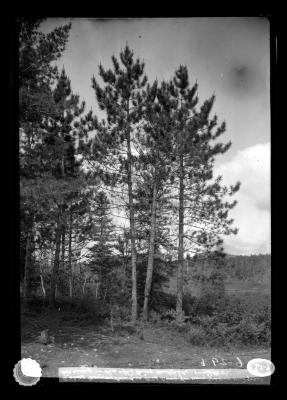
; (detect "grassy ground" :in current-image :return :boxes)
[21,309,271,384]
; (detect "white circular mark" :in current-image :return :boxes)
[21,358,42,377]
[247,358,275,377]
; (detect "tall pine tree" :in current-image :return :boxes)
[162,66,240,323]
[135,80,175,320]
[91,45,147,323]
[19,18,71,300]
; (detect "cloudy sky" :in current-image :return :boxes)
[41,17,270,255]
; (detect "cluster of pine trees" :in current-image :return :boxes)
[19,18,240,325]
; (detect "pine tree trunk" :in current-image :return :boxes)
[69,277,73,299]
[126,119,137,324]
[143,179,157,321]
[61,220,66,271]
[49,213,62,307]
[95,281,99,299]
[23,229,32,300]
[176,153,184,324]
[40,273,46,298]
[39,262,46,298]
[82,275,87,297]
[110,303,114,332]
[68,210,73,298]
[22,133,33,301]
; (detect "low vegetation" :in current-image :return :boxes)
[23,261,271,348]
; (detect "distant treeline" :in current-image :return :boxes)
[186,253,271,281]
[224,254,271,281]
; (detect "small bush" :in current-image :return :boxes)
[186,324,207,345]
[149,310,162,324]
[161,308,177,322]
[22,296,49,312]
[182,293,197,316]
[152,291,176,312]
[111,304,131,322]
[52,295,110,324]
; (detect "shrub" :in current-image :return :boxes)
[185,294,271,347]
[54,295,110,324]
[152,291,176,312]
[186,324,207,345]
[148,310,162,324]
[161,308,177,322]
[194,294,219,316]
[22,296,49,312]
[183,293,197,316]
[234,316,270,345]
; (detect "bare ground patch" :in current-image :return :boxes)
[21,314,271,384]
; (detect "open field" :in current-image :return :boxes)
[165,275,270,297]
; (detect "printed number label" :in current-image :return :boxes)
[247,358,275,377]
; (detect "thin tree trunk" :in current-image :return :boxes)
[110,299,114,332]
[40,274,46,298]
[69,277,73,299]
[61,222,66,271]
[58,221,65,299]
[49,213,62,307]
[68,210,73,298]
[143,179,157,321]
[95,281,99,299]
[176,153,184,323]
[61,156,65,178]
[126,108,137,324]
[23,229,32,300]
[82,275,87,297]
[103,287,108,303]
[22,135,33,301]
[39,263,46,298]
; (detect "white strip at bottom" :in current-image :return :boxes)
[58,367,259,382]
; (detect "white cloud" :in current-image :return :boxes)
[215,142,270,255]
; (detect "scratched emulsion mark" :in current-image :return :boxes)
[58,357,271,383]
[59,366,254,383]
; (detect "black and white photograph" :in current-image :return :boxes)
[17,17,272,385]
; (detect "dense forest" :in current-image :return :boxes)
[19,18,270,353]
